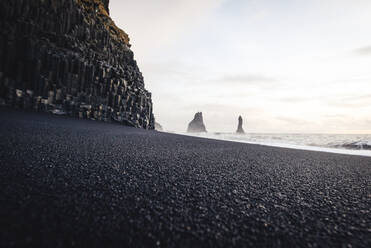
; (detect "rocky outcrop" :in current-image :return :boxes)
[0,0,154,129]
[187,112,207,133]
[155,122,163,131]
[102,0,110,14]
[236,116,245,134]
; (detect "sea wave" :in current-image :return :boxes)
[180,132,371,157]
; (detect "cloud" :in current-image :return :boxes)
[326,94,371,108]
[279,96,315,103]
[216,74,277,84]
[110,0,224,55]
[211,73,283,91]
[184,103,258,113]
[275,117,312,126]
[323,114,347,119]
[341,94,371,101]
[353,46,371,56]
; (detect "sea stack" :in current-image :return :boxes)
[187,112,207,133]
[0,0,154,129]
[236,115,245,134]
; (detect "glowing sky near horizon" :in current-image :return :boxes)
[110,0,371,133]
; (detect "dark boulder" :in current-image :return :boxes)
[187,112,207,133]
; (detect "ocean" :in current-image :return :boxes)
[181,132,371,157]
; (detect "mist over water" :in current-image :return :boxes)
[180,132,371,157]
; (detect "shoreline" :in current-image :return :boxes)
[0,109,370,247]
[181,132,371,157]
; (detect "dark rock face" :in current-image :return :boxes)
[236,115,245,134]
[187,112,207,133]
[0,0,154,129]
[102,0,109,14]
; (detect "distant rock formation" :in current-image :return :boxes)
[155,122,163,131]
[236,116,245,134]
[0,0,154,129]
[187,112,207,133]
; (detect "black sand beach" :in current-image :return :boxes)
[0,109,370,247]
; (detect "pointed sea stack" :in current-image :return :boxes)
[187,112,207,133]
[0,0,154,129]
[236,115,245,134]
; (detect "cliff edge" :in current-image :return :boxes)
[0,0,154,129]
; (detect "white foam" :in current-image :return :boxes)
[180,132,371,157]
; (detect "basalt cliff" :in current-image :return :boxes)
[0,0,154,129]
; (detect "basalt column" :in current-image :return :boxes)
[0,0,154,129]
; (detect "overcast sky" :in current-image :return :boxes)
[110,0,371,133]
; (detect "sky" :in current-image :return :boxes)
[110,0,371,133]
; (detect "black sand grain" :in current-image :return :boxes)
[0,109,370,247]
